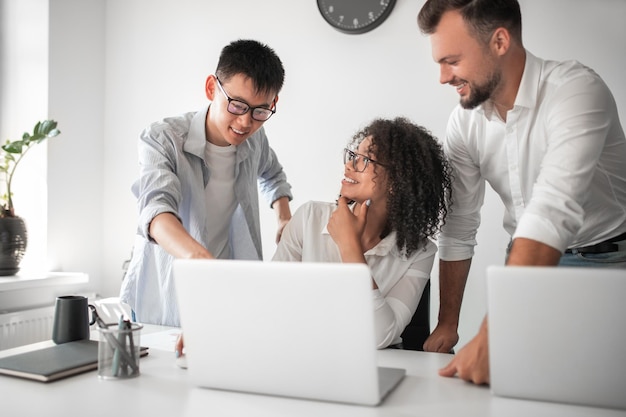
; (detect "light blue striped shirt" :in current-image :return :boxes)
[120,106,292,326]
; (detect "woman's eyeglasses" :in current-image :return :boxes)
[343,148,385,172]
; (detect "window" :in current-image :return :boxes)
[0,0,49,273]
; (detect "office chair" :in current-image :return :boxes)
[400,280,430,351]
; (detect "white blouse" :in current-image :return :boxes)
[272,201,437,348]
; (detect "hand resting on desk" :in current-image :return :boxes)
[439,318,490,385]
[175,333,187,369]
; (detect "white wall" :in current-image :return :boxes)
[46,0,105,292]
[44,0,625,349]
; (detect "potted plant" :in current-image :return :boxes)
[0,120,60,275]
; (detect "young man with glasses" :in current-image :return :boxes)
[120,39,293,327]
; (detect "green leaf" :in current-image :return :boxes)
[36,120,58,136]
[33,121,43,135]
[2,142,23,154]
[31,134,46,144]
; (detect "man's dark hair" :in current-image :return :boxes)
[418,0,522,45]
[215,39,285,96]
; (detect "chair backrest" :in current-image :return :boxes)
[400,280,430,351]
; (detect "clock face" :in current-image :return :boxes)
[317,0,397,35]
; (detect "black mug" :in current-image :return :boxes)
[51,295,97,344]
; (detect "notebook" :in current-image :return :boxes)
[173,259,406,406]
[487,266,626,410]
[0,340,149,382]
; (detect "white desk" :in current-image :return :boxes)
[0,325,624,417]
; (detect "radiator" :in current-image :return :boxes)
[0,305,55,351]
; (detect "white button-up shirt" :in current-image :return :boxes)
[439,51,626,261]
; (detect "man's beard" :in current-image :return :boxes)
[460,70,501,109]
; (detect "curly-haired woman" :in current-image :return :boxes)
[273,117,452,349]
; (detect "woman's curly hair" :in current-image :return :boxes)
[349,117,453,256]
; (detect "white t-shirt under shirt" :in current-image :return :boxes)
[204,141,237,259]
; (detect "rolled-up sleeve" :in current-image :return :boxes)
[132,119,196,241]
[438,111,483,261]
[254,129,293,207]
[371,242,436,348]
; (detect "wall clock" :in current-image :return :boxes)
[317,0,397,35]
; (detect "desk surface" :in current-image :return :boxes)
[0,325,624,417]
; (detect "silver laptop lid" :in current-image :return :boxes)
[487,266,626,410]
[174,259,389,405]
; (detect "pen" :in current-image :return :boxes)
[126,319,136,360]
[112,315,125,377]
[125,319,137,377]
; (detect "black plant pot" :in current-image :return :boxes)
[0,216,28,276]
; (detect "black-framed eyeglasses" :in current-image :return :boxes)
[215,76,276,122]
[343,148,385,172]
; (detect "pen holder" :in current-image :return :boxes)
[96,322,143,379]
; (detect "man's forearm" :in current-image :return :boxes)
[507,237,561,266]
[438,258,472,326]
[272,196,292,222]
[272,196,292,243]
[149,212,213,259]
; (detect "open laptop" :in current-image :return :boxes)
[487,266,626,410]
[173,259,405,406]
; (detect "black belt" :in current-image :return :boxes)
[565,232,626,254]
